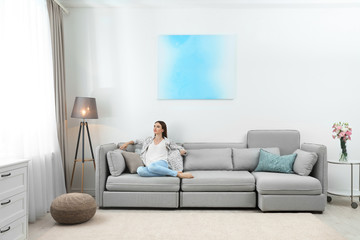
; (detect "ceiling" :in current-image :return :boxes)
[58,0,360,8]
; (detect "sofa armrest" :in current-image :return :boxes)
[95,143,117,207]
[301,143,328,195]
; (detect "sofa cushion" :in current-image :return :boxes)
[117,142,142,153]
[293,149,318,176]
[121,151,144,173]
[252,172,322,195]
[232,147,280,171]
[254,149,296,174]
[184,148,232,171]
[181,171,255,192]
[106,173,180,192]
[107,149,126,176]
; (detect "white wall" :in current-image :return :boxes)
[63,3,360,194]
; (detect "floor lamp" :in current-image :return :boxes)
[70,97,98,193]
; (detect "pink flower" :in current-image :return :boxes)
[332,122,352,141]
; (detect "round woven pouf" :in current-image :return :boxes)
[50,193,97,225]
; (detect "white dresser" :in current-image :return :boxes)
[0,159,29,240]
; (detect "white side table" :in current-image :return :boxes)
[327,159,360,209]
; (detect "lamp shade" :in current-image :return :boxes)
[71,97,98,119]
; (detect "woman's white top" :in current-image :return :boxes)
[145,140,168,166]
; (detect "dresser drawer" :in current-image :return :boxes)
[0,215,27,240]
[0,192,26,227]
[0,167,27,200]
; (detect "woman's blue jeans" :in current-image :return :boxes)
[137,160,178,177]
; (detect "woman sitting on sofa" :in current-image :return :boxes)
[120,121,194,179]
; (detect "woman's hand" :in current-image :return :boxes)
[180,149,187,156]
[120,143,128,150]
[120,140,134,150]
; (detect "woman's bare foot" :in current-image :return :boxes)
[177,172,194,178]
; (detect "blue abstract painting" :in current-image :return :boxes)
[158,35,236,100]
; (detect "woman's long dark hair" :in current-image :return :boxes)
[155,121,167,138]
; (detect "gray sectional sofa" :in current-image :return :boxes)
[95,130,327,212]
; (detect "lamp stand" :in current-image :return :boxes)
[70,120,96,193]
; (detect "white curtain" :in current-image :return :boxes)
[0,0,66,222]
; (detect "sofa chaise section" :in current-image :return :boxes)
[247,130,327,212]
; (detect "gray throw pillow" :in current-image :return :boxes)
[184,148,232,171]
[293,149,318,176]
[232,148,280,171]
[121,151,144,174]
[107,149,126,176]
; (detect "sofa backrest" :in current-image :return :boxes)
[183,142,246,150]
[118,142,183,154]
[247,130,300,155]
[117,143,142,153]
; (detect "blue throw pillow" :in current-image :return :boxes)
[254,149,297,173]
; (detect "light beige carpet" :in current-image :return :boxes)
[37,209,345,240]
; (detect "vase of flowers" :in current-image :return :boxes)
[332,122,352,162]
